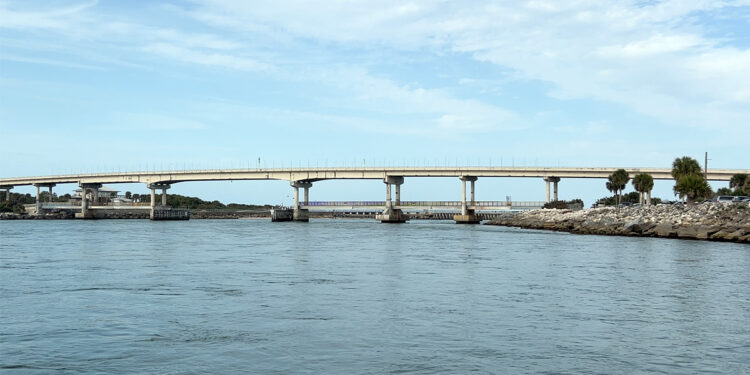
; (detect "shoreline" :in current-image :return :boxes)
[486,204,750,244]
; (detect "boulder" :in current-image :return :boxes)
[652,223,677,238]
[623,220,645,234]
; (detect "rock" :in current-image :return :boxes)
[624,220,644,234]
[485,203,750,243]
[676,225,699,239]
[695,226,720,240]
[653,223,678,238]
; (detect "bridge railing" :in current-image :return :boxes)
[304,201,545,207]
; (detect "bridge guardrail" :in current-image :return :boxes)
[304,201,545,207]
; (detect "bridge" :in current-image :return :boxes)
[1,166,747,223]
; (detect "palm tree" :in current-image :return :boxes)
[606,181,618,201]
[607,169,630,206]
[730,174,747,192]
[632,173,654,205]
[671,156,703,202]
[674,174,713,204]
[671,156,703,180]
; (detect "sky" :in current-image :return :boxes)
[1,0,749,206]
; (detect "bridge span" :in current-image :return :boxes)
[1,166,747,223]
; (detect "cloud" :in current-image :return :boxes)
[186,0,750,132]
[0,0,96,30]
[0,54,104,70]
[4,0,749,137]
[142,43,268,71]
[302,68,521,132]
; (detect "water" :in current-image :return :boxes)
[1,219,749,374]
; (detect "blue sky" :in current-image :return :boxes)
[1,0,749,205]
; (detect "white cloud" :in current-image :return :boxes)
[0,54,104,70]
[142,43,268,71]
[3,0,749,137]
[0,0,95,30]
[186,0,750,132]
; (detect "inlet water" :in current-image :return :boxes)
[1,220,748,374]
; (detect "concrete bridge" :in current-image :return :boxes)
[1,166,747,223]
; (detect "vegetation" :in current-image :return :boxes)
[631,173,654,205]
[729,173,747,191]
[671,156,712,203]
[716,187,734,196]
[596,192,662,206]
[130,193,272,210]
[720,173,749,196]
[671,156,703,180]
[606,169,630,206]
[542,199,584,209]
[716,174,749,196]
[673,174,712,203]
[0,193,36,213]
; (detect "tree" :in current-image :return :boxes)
[672,156,703,181]
[671,156,707,202]
[716,187,734,196]
[125,191,132,199]
[674,174,713,204]
[632,173,654,205]
[730,174,747,193]
[607,169,630,206]
[744,179,750,196]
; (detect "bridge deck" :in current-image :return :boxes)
[1,166,747,186]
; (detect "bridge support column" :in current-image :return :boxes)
[291,181,312,222]
[455,176,479,224]
[147,183,170,220]
[543,177,560,203]
[90,187,99,205]
[76,183,101,219]
[35,185,41,215]
[554,180,559,201]
[81,188,89,217]
[32,183,57,215]
[0,185,12,201]
[376,176,406,223]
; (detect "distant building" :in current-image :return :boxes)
[70,187,122,205]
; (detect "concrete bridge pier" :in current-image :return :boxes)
[32,183,56,215]
[291,181,312,222]
[76,183,101,219]
[544,177,560,203]
[454,176,479,224]
[0,185,12,201]
[376,176,407,223]
[147,183,171,220]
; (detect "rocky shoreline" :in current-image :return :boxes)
[487,203,750,243]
